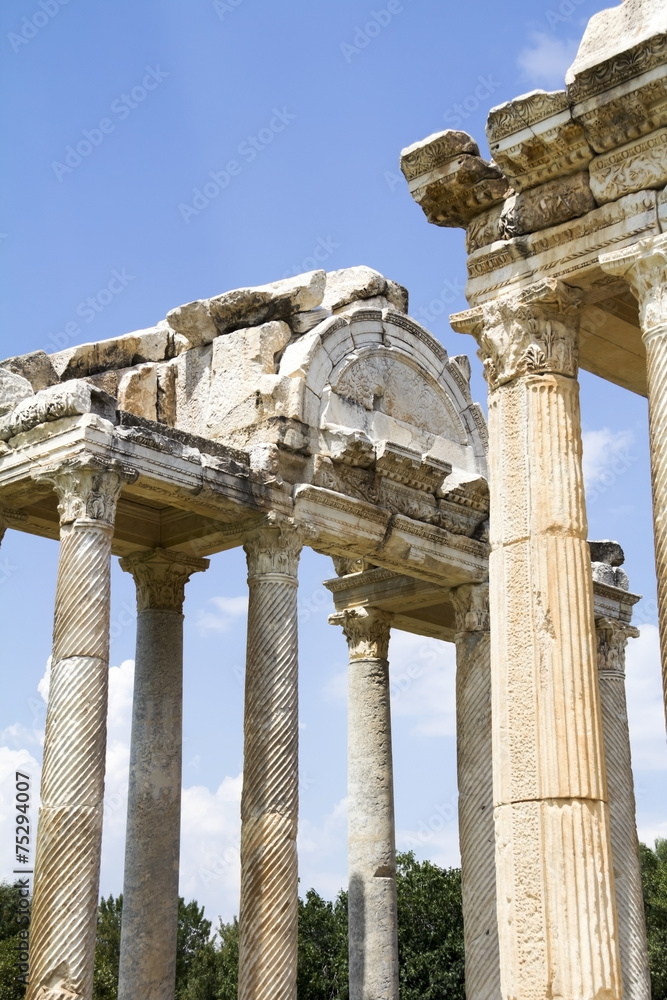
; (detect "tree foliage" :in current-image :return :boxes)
[0,883,29,1000]
[641,838,667,1000]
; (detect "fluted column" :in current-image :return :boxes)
[452,279,621,1000]
[595,616,651,1000]
[451,583,500,1000]
[601,233,667,730]
[329,607,399,1000]
[117,548,209,1000]
[238,523,303,1000]
[27,459,126,1000]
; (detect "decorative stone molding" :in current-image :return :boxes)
[590,129,667,205]
[33,457,136,526]
[450,582,490,633]
[120,548,209,612]
[331,555,372,577]
[596,618,640,675]
[600,232,667,338]
[244,522,306,580]
[451,279,583,389]
[329,607,392,661]
[0,380,117,442]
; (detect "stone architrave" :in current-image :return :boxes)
[329,607,399,1000]
[451,583,500,1000]
[451,279,622,1000]
[26,459,126,1000]
[600,233,667,728]
[595,616,651,1000]
[117,548,209,1000]
[238,523,303,1000]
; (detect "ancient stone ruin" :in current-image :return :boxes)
[0,0,665,998]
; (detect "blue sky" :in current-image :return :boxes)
[1,0,665,925]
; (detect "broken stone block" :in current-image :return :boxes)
[50,322,188,380]
[0,380,116,441]
[0,351,59,391]
[206,270,326,335]
[118,364,158,422]
[487,90,593,193]
[0,369,34,416]
[166,299,218,347]
[291,307,332,335]
[499,171,596,238]
[588,540,625,567]
[401,130,509,229]
[321,266,408,314]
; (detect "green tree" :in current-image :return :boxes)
[92,894,123,1000]
[396,851,465,1000]
[0,882,29,1000]
[297,889,348,1000]
[641,838,667,1000]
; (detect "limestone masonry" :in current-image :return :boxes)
[0,0,664,998]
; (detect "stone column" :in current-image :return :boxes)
[595,615,651,1000]
[27,459,125,1000]
[451,583,500,1000]
[329,607,399,1000]
[601,233,667,729]
[238,523,303,1000]
[117,548,209,1000]
[452,279,621,1000]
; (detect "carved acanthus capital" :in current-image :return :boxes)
[595,617,640,675]
[244,522,305,581]
[329,607,393,661]
[600,233,667,341]
[450,582,490,634]
[120,548,209,612]
[33,456,137,526]
[451,279,583,390]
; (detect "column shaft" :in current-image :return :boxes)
[453,280,621,1000]
[27,461,124,1000]
[596,619,651,1000]
[331,608,399,1000]
[117,549,208,1000]
[452,584,500,1000]
[238,524,302,1000]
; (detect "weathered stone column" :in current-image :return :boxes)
[329,607,399,1000]
[117,548,209,1000]
[601,233,667,729]
[451,583,500,1000]
[238,523,303,1000]
[594,603,650,1000]
[27,459,125,1000]
[452,279,621,1000]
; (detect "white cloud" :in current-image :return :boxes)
[517,32,580,89]
[0,746,41,884]
[582,427,636,505]
[389,631,457,738]
[196,595,249,634]
[626,625,667,773]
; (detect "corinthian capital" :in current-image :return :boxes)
[450,582,490,634]
[600,233,667,340]
[451,279,583,389]
[33,456,136,526]
[244,522,304,580]
[120,548,210,612]
[595,618,640,675]
[329,607,392,660]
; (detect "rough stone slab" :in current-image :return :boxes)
[290,307,331,335]
[0,369,34,416]
[321,266,408,314]
[0,381,117,441]
[50,323,188,380]
[166,299,218,347]
[589,540,625,567]
[117,364,158,422]
[0,351,59,392]
[207,270,326,335]
[499,171,596,238]
[487,90,593,192]
[590,128,667,204]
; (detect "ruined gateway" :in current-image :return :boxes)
[1,0,666,998]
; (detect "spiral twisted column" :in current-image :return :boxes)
[27,459,125,1000]
[601,234,667,731]
[595,616,651,1000]
[329,607,398,1000]
[451,583,500,1000]
[117,549,209,1000]
[452,280,621,1000]
[238,523,303,1000]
